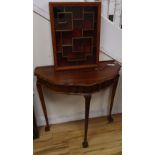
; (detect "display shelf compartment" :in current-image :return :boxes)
[55,32,62,52]
[66,6,83,20]
[83,30,97,46]
[73,37,93,54]
[73,19,83,29]
[83,12,94,30]
[55,12,73,31]
[62,46,72,58]
[72,29,82,37]
[62,31,72,44]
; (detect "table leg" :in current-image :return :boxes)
[36,81,50,131]
[82,95,91,148]
[108,75,119,122]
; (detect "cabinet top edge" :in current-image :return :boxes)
[49,1,101,6]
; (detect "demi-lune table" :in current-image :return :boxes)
[35,60,121,148]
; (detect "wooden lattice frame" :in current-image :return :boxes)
[49,2,101,71]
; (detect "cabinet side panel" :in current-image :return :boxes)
[49,4,58,67]
[96,2,101,64]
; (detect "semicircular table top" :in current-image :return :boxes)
[35,61,121,87]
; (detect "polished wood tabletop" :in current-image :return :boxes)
[35,60,121,148]
[35,60,120,87]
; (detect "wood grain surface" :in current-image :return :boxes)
[35,61,121,87]
[33,114,122,155]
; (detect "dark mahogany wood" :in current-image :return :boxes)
[49,1,101,71]
[82,95,91,148]
[36,82,50,131]
[108,74,119,122]
[35,60,121,147]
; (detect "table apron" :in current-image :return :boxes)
[37,77,117,95]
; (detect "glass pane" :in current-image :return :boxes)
[53,6,98,67]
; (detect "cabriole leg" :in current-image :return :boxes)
[108,75,119,122]
[36,81,50,131]
[82,95,91,148]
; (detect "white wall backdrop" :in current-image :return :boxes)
[33,0,122,126]
[100,16,122,62]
